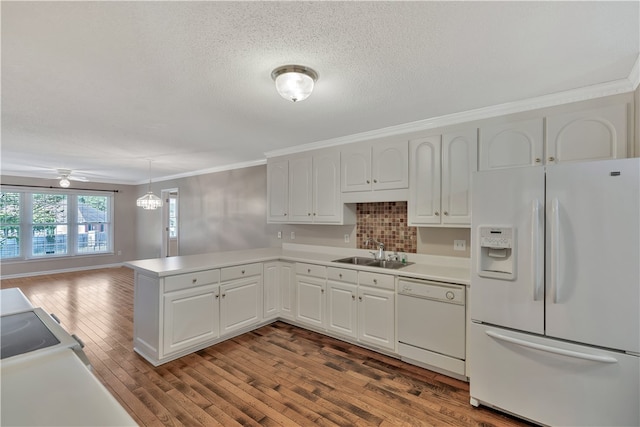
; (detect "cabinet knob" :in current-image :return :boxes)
[366,180,370,184]
[435,211,439,216]
[216,294,219,299]
[241,270,245,274]
[308,213,311,216]
[352,294,355,300]
[373,279,378,284]
[192,278,197,284]
[321,289,325,293]
[444,211,449,216]
[548,156,556,162]
[307,268,311,273]
[535,158,541,163]
[359,296,362,302]
[222,293,226,298]
[373,179,377,183]
[284,213,287,216]
[313,213,316,216]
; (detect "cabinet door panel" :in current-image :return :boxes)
[442,129,477,225]
[372,141,409,190]
[163,285,219,356]
[341,146,372,192]
[267,159,289,222]
[220,277,261,335]
[280,263,296,320]
[263,262,280,320]
[546,103,627,163]
[409,136,441,225]
[296,276,325,328]
[313,151,342,223]
[289,156,313,222]
[326,281,357,338]
[358,286,394,351]
[479,119,543,170]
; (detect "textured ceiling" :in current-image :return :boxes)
[2,1,639,184]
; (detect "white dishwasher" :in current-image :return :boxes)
[397,278,466,378]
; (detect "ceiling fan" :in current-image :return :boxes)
[56,169,89,187]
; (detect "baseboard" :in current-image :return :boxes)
[0,263,125,280]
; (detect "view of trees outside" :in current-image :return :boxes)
[0,192,20,258]
[0,191,110,259]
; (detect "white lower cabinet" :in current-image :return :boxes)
[163,284,220,357]
[326,268,358,339]
[279,262,296,320]
[357,272,395,352]
[263,262,280,320]
[295,263,327,329]
[220,264,263,336]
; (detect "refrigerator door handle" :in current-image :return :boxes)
[550,198,560,303]
[531,199,543,301]
[485,331,618,363]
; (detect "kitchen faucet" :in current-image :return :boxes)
[365,236,385,260]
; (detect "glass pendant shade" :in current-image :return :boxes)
[271,65,318,102]
[137,160,163,210]
[136,192,163,210]
[59,178,71,188]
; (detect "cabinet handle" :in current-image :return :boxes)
[535,158,541,163]
[444,211,449,216]
[352,294,355,300]
[359,296,362,302]
[222,293,226,298]
[435,211,439,216]
[373,279,378,284]
[321,289,325,293]
[339,273,343,278]
[241,270,245,274]
[192,278,197,284]
[308,213,311,216]
[373,179,377,183]
[216,294,219,299]
[284,213,287,216]
[307,268,311,273]
[366,180,370,184]
[548,156,556,162]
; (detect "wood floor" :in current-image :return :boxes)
[1,267,532,427]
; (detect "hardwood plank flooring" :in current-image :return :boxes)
[1,267,533,426]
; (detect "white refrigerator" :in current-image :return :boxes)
[469,158,640,426]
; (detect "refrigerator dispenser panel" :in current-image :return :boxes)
[477,226,516,280]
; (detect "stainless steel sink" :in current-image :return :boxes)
[332,257,413,269]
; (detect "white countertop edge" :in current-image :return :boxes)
[125,245,470,285]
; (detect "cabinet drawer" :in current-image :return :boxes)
[164,270,220,293]
[221,263,263,282]
[358,271,394,290]
[296,263,327,279]
[327,267,357,283]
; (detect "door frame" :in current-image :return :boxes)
[161,188,179,257]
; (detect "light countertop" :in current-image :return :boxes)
[125,244,470,285]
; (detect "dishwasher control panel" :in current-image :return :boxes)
[398,279,465,305]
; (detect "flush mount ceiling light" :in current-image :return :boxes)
[59,177,71,188]
[271,65,318,102]
[136,160,163,210]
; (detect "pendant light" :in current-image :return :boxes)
[136,160,163,210]
[271,65,318,102]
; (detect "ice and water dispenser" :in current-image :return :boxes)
[477,226,516,280]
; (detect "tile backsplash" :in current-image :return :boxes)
[356,202,417,253]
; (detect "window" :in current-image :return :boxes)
[0,188,113,261]
[0,192,21,259]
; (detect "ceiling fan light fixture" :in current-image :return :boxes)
[271,65,318,102]
[136,160,163,210]
[59,177,71,188]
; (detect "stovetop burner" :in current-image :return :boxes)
[1,311,60,359]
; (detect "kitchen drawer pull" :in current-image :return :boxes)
[222,293,226,298]
[352,294,355,300]
[308,268,311,273]
[373,279,378,284]
[192,278,197,284]
[373,179,377,183]
[241,270,245,274]
[366,180,370,184]
[339,273,343,278]
[443,211,449,216]
[535,158,541,163]
[548,156,556,162]
[358,296,362,302]
[435,211,439,216]
[485,331,617,363]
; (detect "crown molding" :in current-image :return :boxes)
[265,68,639,159]
[136,159,266,185]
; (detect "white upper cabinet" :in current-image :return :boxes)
[546,103,628,164]
[409,129,477,226]
[341,140,409,193]
[289,150,347,224]
[479,118,544,170]
[266,159,289,222]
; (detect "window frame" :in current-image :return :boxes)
[0,187,114,261]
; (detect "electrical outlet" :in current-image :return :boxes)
[454,240,466,251]
[117,250,122,256]
[290,231,295,240]
[277,231,282,239]
[344,234,350,243]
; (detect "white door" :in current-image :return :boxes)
[441,129,477,225]
[470,166,545,334]
[371,140,408,190]
[289,156,313,222]
[545,159,640,353]
[408,136,441,225]
[479,119,543,170]
[313,151,341,223]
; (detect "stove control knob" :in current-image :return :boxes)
[445,291,455,300]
